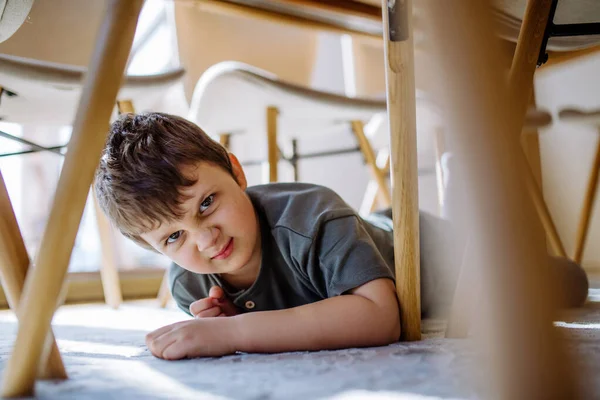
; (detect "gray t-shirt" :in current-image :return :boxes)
[169,183,458,318]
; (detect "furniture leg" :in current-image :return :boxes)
[219,132,231,150]
[266,106,279,183]
[424,0,576,396]
[508,0,566,258]
[157,268,171,308]
[381,0,420,341]
[1,1,144,396]
[0,171,67,380]
[573,133,600,264]
[352,120,391,206]
[93,194,123,309]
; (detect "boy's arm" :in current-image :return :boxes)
[146,278,400,359]
[236,278,399,353]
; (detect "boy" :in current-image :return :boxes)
[95,112,587,360]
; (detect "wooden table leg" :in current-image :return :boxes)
[0,171,67,380]
[573,133,600,264]
[381,0,420,341]
[352,120,392,206]
[266,106,279,183]
[1,1,144,396]
[424,0,576,397]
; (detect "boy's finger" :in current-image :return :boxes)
[208,286,225,300]
[208,286,238,316]
[215,297,239,317]
[146,323,174,343]
[195,305,222,319]
[189,298,214,316]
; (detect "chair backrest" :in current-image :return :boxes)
[0,0,186,126]
[173,1,318,102]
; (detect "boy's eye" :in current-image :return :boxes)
[199,194,215,213]
[166,230,182,245]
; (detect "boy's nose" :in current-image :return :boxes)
[193,226,217,253]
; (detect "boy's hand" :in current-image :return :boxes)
[189,286,238,318]
[146,318,236,359]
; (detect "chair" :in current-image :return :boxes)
[417,0,580,395]
[0,0,145,395]
[0,0,184,313]
[186,61,389,184]
[173,0,319,103]
[444,0,600,339]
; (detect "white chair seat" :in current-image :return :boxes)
[0,54,185,126]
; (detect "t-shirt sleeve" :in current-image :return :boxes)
[309,215,395,297]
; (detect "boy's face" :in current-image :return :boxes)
[140,155,261,284]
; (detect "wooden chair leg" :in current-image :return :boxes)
[573,133,600,264]
[507,0,567,258]
[157,268,172,308]
[116,99,135,114]
[88,98,139,309]
[359,180,380,216]
[219,132,231,150]
[424,0,576,397]
[266,106,279,183]
[1,1,144,397]
[93,194,123,309]
[527,171,567,257]
[352,120,392,206]
[381,0,420,341]
[0,171,67,380]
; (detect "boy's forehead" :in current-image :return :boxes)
[179,161,224,182]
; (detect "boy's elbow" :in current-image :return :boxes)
[380,308,401,344]
[389,316,401,343]
[368,302,401,345]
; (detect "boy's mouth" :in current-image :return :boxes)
[212,238,234,260]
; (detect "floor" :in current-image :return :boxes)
[1,292,600,399]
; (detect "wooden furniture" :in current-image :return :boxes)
[558,108,600,265]
[423,1,577,396]
[186,61,389,183]
[0,1,145,396]
[0,0,593,397]
[446,0,600,339]
[0,0,184,311]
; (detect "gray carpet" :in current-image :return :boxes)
[1,293,600,399]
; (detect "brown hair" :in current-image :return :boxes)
[94,112,233,250]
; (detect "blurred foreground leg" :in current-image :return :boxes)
[423,0,578,397]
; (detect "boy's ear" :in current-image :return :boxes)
[229,153,247,190]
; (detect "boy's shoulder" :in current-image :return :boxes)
[245,182,358,238]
